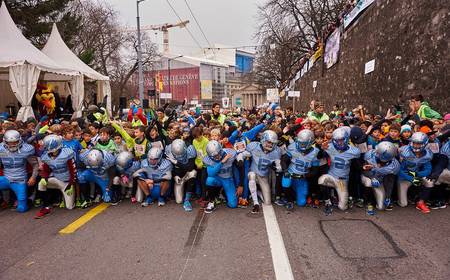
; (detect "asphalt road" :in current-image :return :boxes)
[1,200,449,280]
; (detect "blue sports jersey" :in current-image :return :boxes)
[246,141,282,177]
[364,150,401,181]
[203,148,237,179]
[286,143,319,175]
[140,158,173,180]
[325,144,361,182]
[63,138,84,163]
[79,149,116,180]
[122,161,141,178]
[165,144,197,165]
[399,145,433,173]
[440,141,450,170]
[41,148,75,182]
[0,143,35,182]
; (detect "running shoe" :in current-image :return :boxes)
[81,200,92,208]
[184,201,193,211]
[238,198,248,208]
[205,201,217,213]
[60,200,65,208]
[199,201,208,210]
[94,194,101,203]
[356,198,364,208]
[430,200,440,210]
[131,197,137,203]
[35,208,51,219]
[196,197,205,204]
[0,201,11,210]
[274,198,285,206]
[219,193,227,203]
[323,203,332,216]
[416,201,430,213]
[252,204,260,214]
[141,197,153,207]
[12,201,18,210]
[348,197,354,209]
[306,197,312,207]
[111,197,119,206]
[438,200,447,209]
[158,198,165,206]
[366,204,374,215]
[285,202,294,213]
[75,198,81,208]
[34,199,42,208]
[313,199,320,208]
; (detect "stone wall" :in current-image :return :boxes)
[281,0,449,115]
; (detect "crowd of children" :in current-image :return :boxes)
[0,95,449,218]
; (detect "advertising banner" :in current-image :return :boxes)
[344,0,375,29]
[324,29,340,69]
[201,80,212,100]
[236,98,242,105]
[313,45,322,62]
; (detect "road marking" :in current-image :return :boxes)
[59,202,110,234]
[262,204,294,280]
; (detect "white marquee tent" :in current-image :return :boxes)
[0,2,80,121]
[42,23,112,118]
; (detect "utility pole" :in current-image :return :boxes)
[136,0,146,105]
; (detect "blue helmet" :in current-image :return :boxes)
[409,132,428,153]
[42,135,62,153]
[147,147,163,168]
[295,129,314,151]
[332,128,349,150]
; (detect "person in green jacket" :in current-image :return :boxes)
[411,94,441,120]
[95,127,118,154]
[192,127,209,205]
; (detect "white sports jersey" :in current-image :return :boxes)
[0,143,35,182]
[41,148,75,182]
[246,141,282,177]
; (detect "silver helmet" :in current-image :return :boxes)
[115,151,133,172]
[295,129,314,151]
[409,132,428,153]
[87,149,104,169]
[206,140,223,160]
[3,130,23,152]
[147,147,163,168]
[171,139,187,161]
[375,141,397,162]
[332,128,349,150]
[42,135,62,153]
[261,130,278,151]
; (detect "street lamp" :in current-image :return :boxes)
[136,0,146,106]
[167,55,183,99]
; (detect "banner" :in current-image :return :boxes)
[344,0,375,29]
[236,98,242,105]
[222,97,229,108]
[313,45,322,62]
[201,80,212,100]
[308,56,314,70]
[324,29,340,69]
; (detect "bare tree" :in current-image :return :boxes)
[252,0,345,87]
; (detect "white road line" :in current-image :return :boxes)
[262,204,295,280]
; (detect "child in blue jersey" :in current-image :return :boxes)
[397,132,434,213]
[62,125,84,163]
[202,141,245,213]
[281,130,319,212]
[112,151,142,205]
[432,140,450,207]
[0,130,39,212]
[360,142,401,214]
[318,127,361,216]
[134,148,173,207]
[237,130,282,214]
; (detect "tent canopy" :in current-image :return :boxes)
[42,24,109,81]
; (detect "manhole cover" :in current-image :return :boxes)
[320,219,406,260]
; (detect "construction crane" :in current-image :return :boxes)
[122,20,189,52]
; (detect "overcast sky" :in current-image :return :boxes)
[108,0,260,55]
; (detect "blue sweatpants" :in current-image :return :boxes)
[0,177,28,212]
[206,176,238,208]
[282,176,308,207]
[77,170,112,203]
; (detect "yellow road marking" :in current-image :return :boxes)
[59,202,110,234]
[26,262,35,266]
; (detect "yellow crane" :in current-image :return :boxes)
[123,20,189,52]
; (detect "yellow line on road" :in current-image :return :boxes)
[59,202,110,234]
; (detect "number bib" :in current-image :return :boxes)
[427,143,439,154]
[151,141,163,150]
[135,143,145,154]
[279,144,287,155]
[196,149,204,158]
[356,143,368,153]
[234,140,246,153]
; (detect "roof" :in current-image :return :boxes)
[0,2,78,76]
[42,23,109,81]
[164,53,229,68]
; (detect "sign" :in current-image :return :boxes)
[324,29,340,69]
[201,80,212,99]
[294,91,300,97]
[266,88,279,102]
[364,59,375,74]
[160,93,172,99]
[236,98,242,105]
[344,0,376,29]
[313,81,317,88]
[313,45,322,62]
[222,97,229,108]
[288,91,295,97]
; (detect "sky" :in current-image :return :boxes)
[108,0,261,55]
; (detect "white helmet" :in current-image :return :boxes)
[206,140,223,161]
[42,135,62,153]
[3,130,23,152]
[87,149,104,169]
[147,147,163,168]
[375,141,397,162]
[409,132,428,153]
[332,128,349,150]
[115,151,133,172]
[295,130,314,151]
[261,130,278,151]
[171,139,187,161]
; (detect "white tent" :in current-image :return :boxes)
[42,23,112,118]
[0,2,79,121]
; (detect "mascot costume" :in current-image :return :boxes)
[32,84,64,121]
